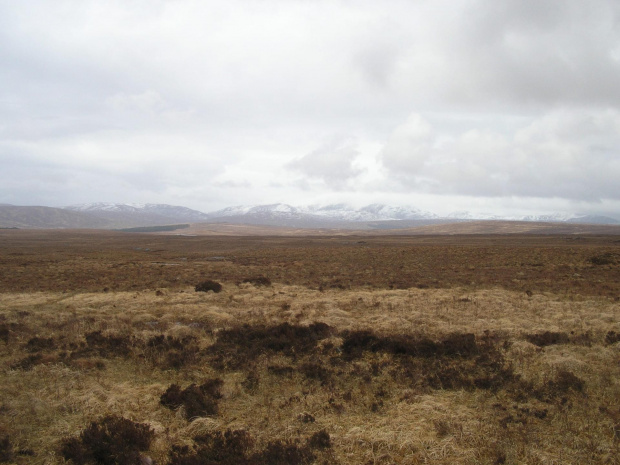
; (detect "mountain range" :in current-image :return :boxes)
[0,202,618,230]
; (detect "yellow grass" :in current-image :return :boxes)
[1,282,619,464]
[1,230,619,464]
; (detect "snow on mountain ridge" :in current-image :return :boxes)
[63,202,617,225]
[360,204,438,220]
[446,211,577,222]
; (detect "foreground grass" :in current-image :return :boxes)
[1,283,619,464]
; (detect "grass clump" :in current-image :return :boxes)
[60,415,154,465]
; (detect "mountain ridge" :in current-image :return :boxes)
[204,202,618,225]
[1,202,618,230]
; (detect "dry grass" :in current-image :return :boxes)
[0,231,619,464]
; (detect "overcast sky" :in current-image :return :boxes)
[1,0,620,217]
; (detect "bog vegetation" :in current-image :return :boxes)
[0,230,619,464]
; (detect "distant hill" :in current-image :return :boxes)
[63,202,211,228]
[386,220,620,235]
[1,201,618,231]
[566,215,620,224]
[0,205,111,229]
[158,220,620,236]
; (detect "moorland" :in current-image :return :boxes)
[0,228,619,464]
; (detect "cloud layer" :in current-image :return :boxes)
[1,0,619,217]
[381,109,620,200]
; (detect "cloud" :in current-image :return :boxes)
[442,0,620,107]
[1,0,619,216]
[287,136,363,188]
[380,109,620,200]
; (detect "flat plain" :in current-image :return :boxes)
[0,229,619,464]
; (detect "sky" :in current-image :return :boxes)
[1,0,620,217]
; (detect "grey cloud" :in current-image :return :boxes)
[448,0,620,107]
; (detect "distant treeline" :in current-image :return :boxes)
[117,224,190,233]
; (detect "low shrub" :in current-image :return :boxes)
[251,440,315,465]
[147,334,190,350]
[60,415,154,465]
[25,336,56,352]
[195,281,223,293]
[10,353,44,370]
[0,434,13,463]
[605,330,620,345]
[168,429,322,465]
[267,365,295,377]
[0,324,9,344]
[307,430,331,450]
[588,253,617,266]
[194,429,253,463]
[525,369,586,403]
[160,379,223,419]
[209,322,332,369]
[341,330,478,359]
[546,370,585,395]
[300,362,332,384]
[525,331,569,347]
[169,429,254,465]
[146,334,199,369]
[82,331,131,357]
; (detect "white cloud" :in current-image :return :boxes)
[287,136,363,189]
[380,109,620,200]
[0,0,619,217]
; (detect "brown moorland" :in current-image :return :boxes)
[0,228,619,464]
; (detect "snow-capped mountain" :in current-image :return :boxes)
[302,203,438,221]
[444,211,618,224]
[206,203,619,225]
[207,203,439,222]
[206,204,307,219]
[446,211,503,221]
[359,204,439,220]
[204,204,339,228]
[54,202,619,230]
